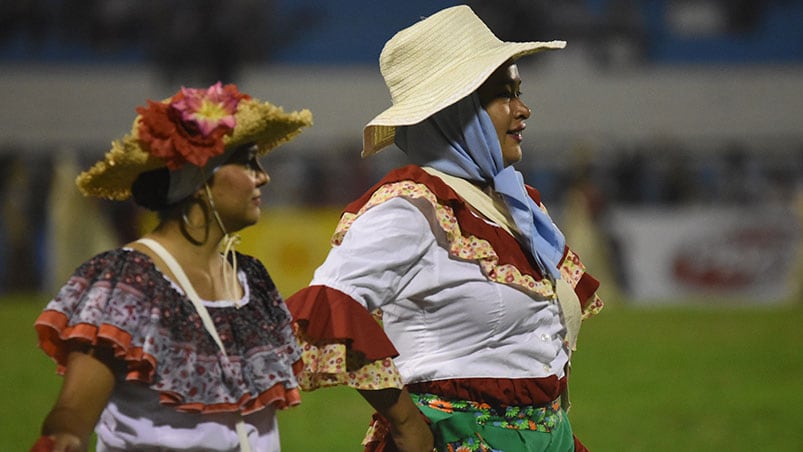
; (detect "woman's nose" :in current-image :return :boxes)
[518,100,532,119]
[256,170,270,187]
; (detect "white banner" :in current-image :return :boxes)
[608,206,800,305]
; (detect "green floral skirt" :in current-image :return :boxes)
[411,393,575,452]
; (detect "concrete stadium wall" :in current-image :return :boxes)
[2,55,802,153]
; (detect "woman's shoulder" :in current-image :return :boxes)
[64,246,169,298]
[75,246,154,275]
[343,164,463,213]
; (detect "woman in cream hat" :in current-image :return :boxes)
[32,82,312,451]
[287,5,604,452]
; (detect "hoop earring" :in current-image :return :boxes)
[204,183,230,237]
[180,198,210,245]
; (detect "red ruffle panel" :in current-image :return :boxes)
[35,309,156,381]
[286,285,399,361]
[35,309,304,415]
[406,376,566,408]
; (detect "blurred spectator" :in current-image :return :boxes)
[657,143,698,205]
[723,0,766,34]
[612,146,650,205]
[143,0,322,84]
[467,0,554,42]
[0,0,54,50]
[468,0,647,69]
[1,155,42,292]
[43,149,117,293]
[0,152,12,293]
[792,147,803,303]
[145,0,275,85]
[0,0,319,83]
[562,143,623,302]
[718,142,766,204]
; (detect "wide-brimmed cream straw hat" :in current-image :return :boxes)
[77,82,313,201]
[362,4,565,157]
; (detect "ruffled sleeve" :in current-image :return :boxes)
[287,285,402,391]
[35,250,166,381]
[286,198,437,391]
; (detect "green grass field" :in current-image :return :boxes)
[3,293,802,451]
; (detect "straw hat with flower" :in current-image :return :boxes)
[77,82,313,203]
[363,4,565,156]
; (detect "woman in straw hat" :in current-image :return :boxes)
[286,5,603,452]
[31,82,312,452]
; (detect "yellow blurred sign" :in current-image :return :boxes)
[238,207,342,297]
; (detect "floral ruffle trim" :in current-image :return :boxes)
[35,307,303,415]
[335,173,602,318]
[287,285,403,391]
[336,180,546,298]
[560,249,604,319]
[294,340,402,391]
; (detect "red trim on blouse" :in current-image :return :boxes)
[286,285,399,361]
[346,165,549,281]
[35,309,157,381]
[158,383,302,415]
[576,272,601,310]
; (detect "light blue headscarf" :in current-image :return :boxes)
[394,92,565,281]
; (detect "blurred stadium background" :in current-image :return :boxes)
[1,0,801,450]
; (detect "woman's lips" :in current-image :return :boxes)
[508,128,524,143]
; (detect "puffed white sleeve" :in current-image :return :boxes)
[310,196,436,312]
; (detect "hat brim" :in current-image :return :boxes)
[362,40,565,157]
[76,99,313,201]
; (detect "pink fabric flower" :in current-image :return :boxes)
[173,82,239,137]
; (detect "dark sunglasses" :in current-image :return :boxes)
[225,144,265,174]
